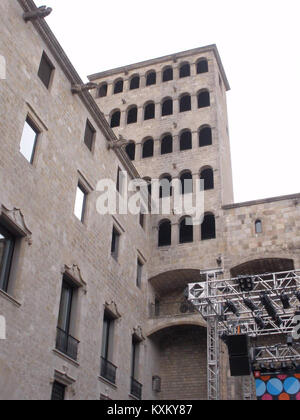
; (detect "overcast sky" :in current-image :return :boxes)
[36,0,300,203]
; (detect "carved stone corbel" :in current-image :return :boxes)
[104,301,121,320]
[71,82,99,94]
[0,205,32,245]
[133,325,145,342]
[23,6,52,22]
[107,135,129,150]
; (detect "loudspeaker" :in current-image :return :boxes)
[227,334,249,356]
[229,355,252,376]
[227,334,251,376]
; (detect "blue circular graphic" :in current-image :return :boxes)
[283,377,300,395]
[256,379,267,397]
[267,378,283,396]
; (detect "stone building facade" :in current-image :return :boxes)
[0,0,299,400]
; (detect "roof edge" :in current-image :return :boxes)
[88,44,230,91]
[223,192,300,210]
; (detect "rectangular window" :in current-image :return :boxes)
[131,336,142,399]
[56,278,79,360]
[38,52,54,89]
[20,117,39,164]
[139,212,145,229]
[111,227,120,260]
[116,167,126,194]
[101,312,117,384]
[84,120,96,152]
[74,183,87,222]
[136,259,143,288]
[51,381,66,401]
[0,224,15,293]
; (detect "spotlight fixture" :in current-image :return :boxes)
[280,293,291,309]
[260,292,278,321]
[238,276,254,292]
[296,291,300,302]
[243,298,259,312]
[269,363,276,371]
[254,316,266,330]
[287,335,293,346]
[224,300,240,317]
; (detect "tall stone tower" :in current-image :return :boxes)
[88,45,234,399]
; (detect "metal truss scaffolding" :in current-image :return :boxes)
[187,269,300,400]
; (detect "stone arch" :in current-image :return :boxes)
[230,257,295,277]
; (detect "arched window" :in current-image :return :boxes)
[200,168,214,190]
[125,142,136,161]
[146,71,156,86]
[180,130,192,151]
[110,110,121,128]
[162,67,173,82]
[162,98,173,116]
[158,220,172,247]
[127,106,138,124]
[179,216,193,243]
[201,213,216,240]
[159,175,172,198]
[198,90,210,108]
[180,94,191,112]
[142,138,154,158]
[199,126,212,147]
[114,79,123,94]
[144,102,155,120]
[180,171,193,194]
[196,58,208,74]
[143,177,152,196]
[161,134,173,155]
[179,63,190,78]
[130,75,140,90]
[98,83,107,98]
[255,220,262,234]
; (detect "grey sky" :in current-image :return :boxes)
[36,0,300,203]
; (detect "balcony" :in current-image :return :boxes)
[101,357,117,384]
[131,377,142,400]
[149,300,196,319]
[56,327,79,361]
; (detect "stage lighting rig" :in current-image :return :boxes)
[243,297,259,312]
[238,275,254,292]
[224,300,240,317]
[254,316,266,330]
[280,293,291,309]
[260,292,278,321]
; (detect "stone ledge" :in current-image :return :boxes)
[98,375,118,390]
[52,348,80,368]
[0,289,21,308]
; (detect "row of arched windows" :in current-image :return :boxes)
[98,58,209,98]
[110,90,210,127]
[158,213,216,247]
[125,126,212,160]
[143,168,214,198]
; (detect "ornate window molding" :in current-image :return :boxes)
[0,205,32,245]
[62,264,87,293]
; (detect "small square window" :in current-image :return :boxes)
[38,52,54,89]
[0,223,15,293]
[111,227,120,260]
[84,120,96,152]
[51,381,66,401]
[74,183,87,222]
[20,118,39,164]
